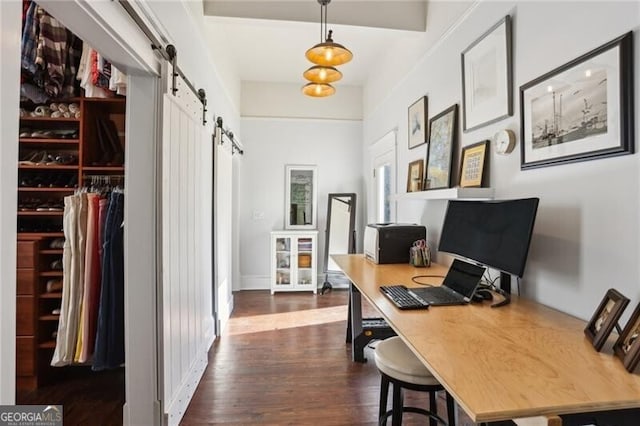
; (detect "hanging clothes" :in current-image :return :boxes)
[35,5,67,97]
[93,190,125,371]
[52,189,124,369]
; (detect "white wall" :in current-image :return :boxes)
[363,1,640,321]
[242,81,363,120]
[239,117,363,289]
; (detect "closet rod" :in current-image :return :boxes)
[118,0,204,107]
[216,116,244,155]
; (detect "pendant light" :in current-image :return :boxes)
[302,82,336,97]
[305,0,353,67]
[303,65,342,84]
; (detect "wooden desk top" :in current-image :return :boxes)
[333,254,640,423]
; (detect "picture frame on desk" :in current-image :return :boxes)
[614,302,640,372]
[584,288,629,351]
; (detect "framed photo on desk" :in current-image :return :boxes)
[584,288,629,351]
[614,302,640,372]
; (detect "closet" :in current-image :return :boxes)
[15,1,127,418]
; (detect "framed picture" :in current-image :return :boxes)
[406,159,424,192]
[520,32,634,170]
[584,288,629,351]
[461,15,512,132]
[425,104,457,190]
[614,302,640,372]
[460,140,488,188]
[408,96,428,149]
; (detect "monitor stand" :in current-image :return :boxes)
[500,272,511,294]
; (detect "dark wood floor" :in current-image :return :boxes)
[181,289,481,425]
[16,366,124,425]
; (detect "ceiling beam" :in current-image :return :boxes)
[203,1,427,32]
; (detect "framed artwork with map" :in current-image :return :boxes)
[425,104,458,190]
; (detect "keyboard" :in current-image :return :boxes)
[380,285,429,310]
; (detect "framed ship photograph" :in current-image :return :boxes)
[584,288,629,351]
[520,32,634,170]
[614,302,640,372]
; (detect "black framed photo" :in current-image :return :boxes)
[461,15,512,132]
[584,288,629,351]
[408,96,428,149]
[460,140,488,188]
[613,302,640,372]
[425,104,457,190]
[520,32,634,169]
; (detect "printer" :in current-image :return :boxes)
[364,223,426,264]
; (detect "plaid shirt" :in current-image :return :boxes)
[21,1,38,75]
[35,6,67,97]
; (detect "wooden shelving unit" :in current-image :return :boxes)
[16,96,126,390]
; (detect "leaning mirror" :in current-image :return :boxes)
[285,165,317,229]
[321,193,356,293]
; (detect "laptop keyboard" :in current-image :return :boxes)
[420,287,463,304]
[380,285,429,310]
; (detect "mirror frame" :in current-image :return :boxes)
[284,164,318,229]
[323,193,357,273]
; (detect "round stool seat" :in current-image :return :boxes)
[375,336,440,386]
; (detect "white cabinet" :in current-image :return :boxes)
[270,230,318,294]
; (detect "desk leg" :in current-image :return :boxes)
[349,283,365,362]
[347,283,396,363]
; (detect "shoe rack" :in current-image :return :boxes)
[16,96,126,390]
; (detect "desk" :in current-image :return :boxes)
[333,254,640,424]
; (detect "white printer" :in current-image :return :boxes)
[364,223,426,264]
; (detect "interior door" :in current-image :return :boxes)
[370,131,397,224]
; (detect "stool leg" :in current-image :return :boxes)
[379,375,390,425]
[391,383,403,426]
[446,392,456,426]
[429,391,437,426]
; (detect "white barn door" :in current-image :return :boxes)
[159,65,214,426]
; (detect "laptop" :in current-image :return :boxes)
[410,259,486,306]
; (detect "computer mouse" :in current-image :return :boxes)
[474,289,493,301]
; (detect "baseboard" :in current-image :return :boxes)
[163,351,208,426]
[240,275,269,290]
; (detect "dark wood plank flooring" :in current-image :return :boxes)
[16,366,124,425]
[182,289,482,425]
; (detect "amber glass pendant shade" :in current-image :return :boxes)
[303,65,342,84]
[302,82,336,97]
[305,32,353,67]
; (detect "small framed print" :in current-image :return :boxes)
[408,96,428,149]
[460,140,488,188]
[614,302,640,372]
[584,288,629,351]
[406,159,424,192]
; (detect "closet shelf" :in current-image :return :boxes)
[392,187,494,201]
[20,116,79,122]
[18,211,64,217]
[18,187,75,192]
[19,138,79,144]
[40,292,62,299]
[39,315,60,321]
[40,249,63,255]
[38,341,56,349]
[82,166,125,172]
[40,271,63,277]
[17,232,64,238]
[18,165,78,171]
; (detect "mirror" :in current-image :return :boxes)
[321,193,356,294]
[285,165,317,229]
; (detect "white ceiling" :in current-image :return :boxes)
[201,1,429,86]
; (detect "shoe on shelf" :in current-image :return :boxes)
[50,259,63,270]
[18,151,41,166]
[51,308,61,315]
[49,238,65,249]
[46,279,63,293]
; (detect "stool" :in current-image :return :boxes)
[374,336,456,426]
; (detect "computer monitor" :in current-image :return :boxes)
[438,198,539,279]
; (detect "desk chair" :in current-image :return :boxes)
[375,336,455,426]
